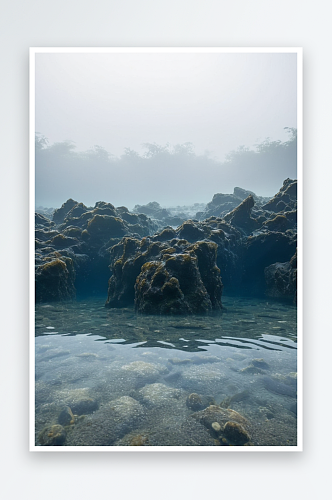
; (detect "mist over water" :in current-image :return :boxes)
[35,51,297,209]
[35,129,297,209]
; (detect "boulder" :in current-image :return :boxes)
[264,250,297,302]
[223,195,259,234]
[52,198,78,223]
[262,178,297,212]
[106,237,223,314]
[35,257,76,302]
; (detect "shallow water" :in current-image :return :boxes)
[34,296,297,447]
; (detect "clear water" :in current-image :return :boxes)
[35,296,297,447]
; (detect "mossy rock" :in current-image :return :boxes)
[38,424,66,446]
[50,233,78,249]
[263,214,291,232]
[135,251,213,315]
[35,257,76,302]
[87,214,127,239]
[53,199,78,223]
[177,221,206,242]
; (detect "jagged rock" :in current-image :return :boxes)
[36,179,297,304]
[177,220,206,242]
[35,198,159,301]
[64,202,89,222]
[48,233,79,249]
[196,187,270,220]
[133,201,170,219]
[85,214,128,241]
[35,257,76,302]
[223,195,259,233]
[134,242,222,314]
[242,231,297,296]
[53,198,78,223]
[35,213,55,228]
[106,236,223,314]
[233,187,256,200]
[262,178,297,212]
[264,250,297,302]
[262,214,292,232]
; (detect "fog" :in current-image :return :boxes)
[35,51,297,209]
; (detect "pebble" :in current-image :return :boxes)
[211,421,222,433]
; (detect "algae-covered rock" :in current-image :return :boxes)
[192,405,248,429]
[35,257,76,302]
[58,406,75,426]
[264,250,297,302]
[191,405,251,445]
[223,421,250,444]
[242,231,297,296]
[135,253,212,314]
[185,393,214,411]
[186,393,204,411]
[38,424,66,446]
[86,214,128,240]
[223,195,259,234]
[106,236,223,314]
[53,198,78,223]
[262,178,297,213]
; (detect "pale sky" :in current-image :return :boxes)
[35,51,297,159]
[35,50,298,208]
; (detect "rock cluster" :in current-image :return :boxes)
[35,199,159,301]
[196,186,270,220]
[35,179,298,307]
[106,237,223,314]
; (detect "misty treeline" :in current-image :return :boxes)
[35,128,297,208]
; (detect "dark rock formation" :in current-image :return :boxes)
[35,178,298,307]
[264,250,297,302]
[52,198,78,224]
[106,237,223,314]
[262,178,297,213]
[196,187,270,220]
[133,201,186,229]
[223,195,260,234]
[35,256,76,302]
[242,231,297,296]
[35,199,159,301]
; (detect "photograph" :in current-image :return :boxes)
[31,47,302,450]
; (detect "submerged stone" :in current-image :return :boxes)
[38,424,66,446]
[58,406,75,426]
[223,421,250,444]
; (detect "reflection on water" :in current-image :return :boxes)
[35,296,297,447]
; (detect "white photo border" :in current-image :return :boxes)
[29,46,303,452]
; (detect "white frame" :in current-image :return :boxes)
[29,47,303,452]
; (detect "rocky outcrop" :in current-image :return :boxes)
[262,178,297,213]
[242,231,297,296]
[35,199,159,302]
[35,179,298,307]
[264,250,297,302]
[35,256,76,302]
[133,201,186,229]
[223,195,260,234]
[196,187,270,220]
[106,237,223,314]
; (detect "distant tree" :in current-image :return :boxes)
[35,133,49,151]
